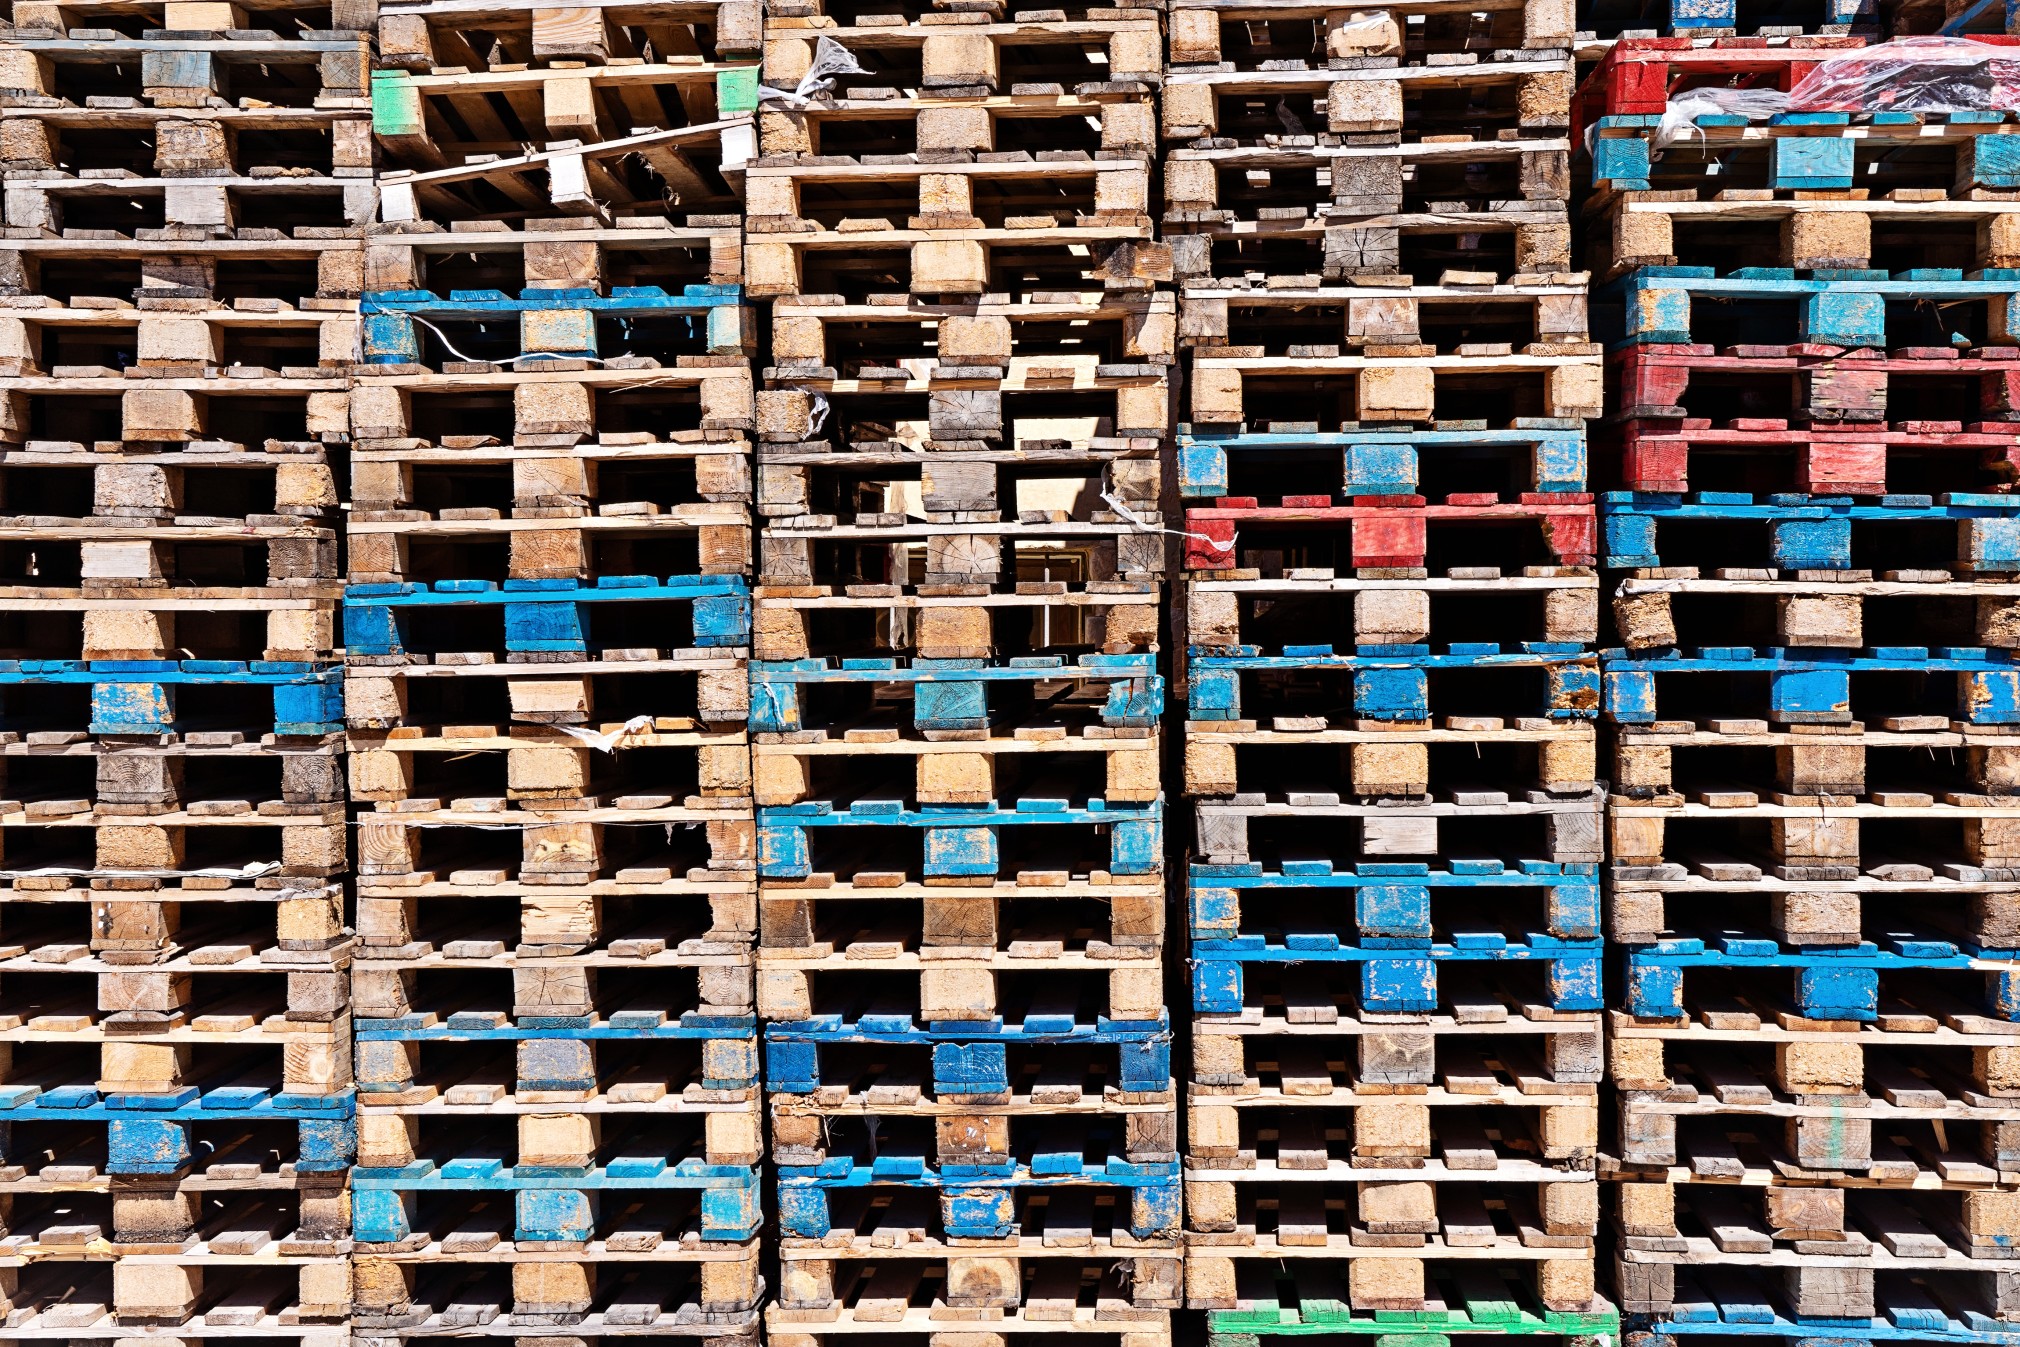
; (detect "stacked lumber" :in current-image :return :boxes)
[346,0,763,1339]
[749,2,1177,1343]
[0,0,361,1330]
[1582,32,2020,1347]
[1171,0,1610,1342]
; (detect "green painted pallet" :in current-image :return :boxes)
[1207,1269,1620,1344]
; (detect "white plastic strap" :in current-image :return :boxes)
[554,714,657,752]
[1101,490,1234,555]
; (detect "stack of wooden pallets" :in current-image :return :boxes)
[345,0,764,1339]
[1581,30,2020,1347]
[748,0,1179,1342]
[0,0,361,1330]
[1166,0,1613,1342]
[8,0,2020,1335]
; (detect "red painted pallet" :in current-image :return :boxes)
[1572,35,1868,140]
[1612,418,2020,494]
[1613,344,2020,425]
[1182,496,1597,571]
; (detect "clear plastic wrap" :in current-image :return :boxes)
[1785,35,2020,113]
[1650,85,1792,151]
[1634,37,2017,159]
[759,35,869,106]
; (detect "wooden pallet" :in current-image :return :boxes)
[0,578,340,676]
[1189,348,1603,430]
[757,373,1168,454]
[1185,1239,1603,1316]
[1614,844,2020,950]
[1609,420,2020,497]
[1614,346,2020,430]
[0,28,370,107]
[778,1150,1180,1244]
[376,127,754,240]
[744,147,1159,298]
[1187,1009,1599,1098]
[760,890,1166,989]
[1184,277,1592,364]
[0,1176,349,1253]
[1625,1264,2020,1343]
[1619,1255,2020,1328]
[758,942,1166,1029]
[1185,645,1602,726]
[755,584,1162,660]
[0,1084,352,1174]
[758,468,1167,587]
[0,727,339,806]
[1590,195,2020,285]
[365,218,744,300]
[1190,792,1602,865]
[1610,1049,2020,1174]
[1161,53,1570,148]
[754,649,1156,727]
[1570,36,1868,133]
[353,1238,762,1335]
[1184,497,1598,571]
[1583,0,1868,37]
[772,1230,1179,1326]
[1610,793,2020,883]
[1165,202,1572,288]
[1603,495,2020,575]
[1603,269,2020,353]
[1191,861,1603,1012]
[0,1003,350,1104]
[1184,565,1595,655]
[758,790,1161,881]
[766,996,1172,1098]
[775,1089,1174,1165]
[1178,424,1590,499]
[770,1320,1168,1345]
[374,60,754,214]
[1201,1262,1617,1341]
[1603,646,2020,731]
[1166,0,1575,74]
[1189,1083,1597,1171]
[378,0,761,70]
[0,1256,352,1334]
[356,1014,756,1115]
[1589,116,2020,202]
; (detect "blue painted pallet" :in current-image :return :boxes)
[1192,861,1601,941]
[360,284,746,364]
[354,1014,758,1094]
[1175,423,1589,499]
[1601,266,2020,349]
[765,1012,1172,1096]
[1600,491,2020,570]
[1624,930,2020,1021]
[1602,645,2020,724]
[1589,113,2008,192]
[777,1156,1180,1239]
[0,1084,353,1174]
[750,653,1160,733]
[354,1159,761,1242]
[0,660,342,735]
[1189,647,1599,723]
[1192,863,1603,1014]
[1581,0,1869,37]
[1636,1265,2020,1342]
[759,798,1163,878]
[343,575,751,657]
